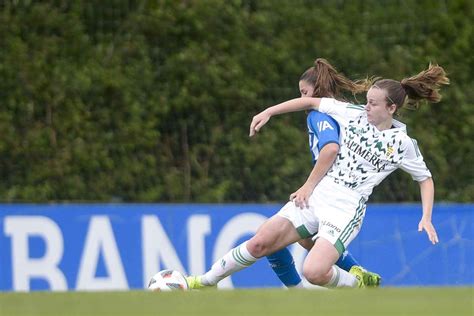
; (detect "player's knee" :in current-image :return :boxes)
[302,264,328,285]
[247,236,271,258]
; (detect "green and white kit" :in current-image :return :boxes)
[278,98,432,253]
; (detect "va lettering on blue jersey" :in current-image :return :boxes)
[317,120,335,132]
[307,111,340,163]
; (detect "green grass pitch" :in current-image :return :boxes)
[0,288,472,316]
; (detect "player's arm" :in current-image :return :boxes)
[400,137,439,244]
[291,113,340,209]
[417,177,438,244]
[290,142,339,209]
[249,97,321,136]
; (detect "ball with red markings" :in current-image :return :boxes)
[147,270,189,291]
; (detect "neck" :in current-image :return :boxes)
[375,118,393,131]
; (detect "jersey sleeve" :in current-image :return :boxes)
[319,98,365,128]
[307,111,340,150]
[399,137,432,181]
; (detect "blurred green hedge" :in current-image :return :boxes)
[0,0,472,202]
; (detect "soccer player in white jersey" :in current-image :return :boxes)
[187,63,447,289]
[265,59,380,288]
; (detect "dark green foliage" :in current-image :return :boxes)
[0,0,472,202]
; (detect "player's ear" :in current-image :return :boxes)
[388,103,397,115]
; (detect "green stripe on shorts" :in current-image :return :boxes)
[334,239,345,256]
[339,198,365,243]
[296,225,312,239]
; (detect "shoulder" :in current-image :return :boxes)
[319,98,365,123]
[396,132,422,156]
[386,128,411,145]
[319,98,351,109]
[307,110,339,128]
[308,110,332,120]
[396,130,414,144]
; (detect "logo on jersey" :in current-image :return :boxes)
[317,121,334,132]
[346,138,388,171]
[386,145,394,157]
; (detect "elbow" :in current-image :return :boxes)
[323,143,340,158]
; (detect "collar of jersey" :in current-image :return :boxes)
[391,118,406,132]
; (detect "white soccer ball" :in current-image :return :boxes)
[147,270,189,291]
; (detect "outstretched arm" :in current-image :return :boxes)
[417,177,439,244]
[249,97,321,137]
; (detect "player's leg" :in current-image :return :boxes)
[336,250,382,287]
[332,205,382,287]
[263,222,369,288]
[335,250,359,271]
[266,239,381,288]
[296,223,375,278]
[296,237,359,272]
[303,237,363,288]
[188,215,302,289]
[188,201,320,289]
[303,178,374,288]
[266,247,303,288]
[263,201,325,288]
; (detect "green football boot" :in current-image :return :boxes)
[349,265,369,288]
[186,276,216,290]
[365,270,382,287]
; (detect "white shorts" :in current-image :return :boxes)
[277,177,366,255]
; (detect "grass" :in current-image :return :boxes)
[0,288,472,316]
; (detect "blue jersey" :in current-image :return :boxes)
[307,110,340,164]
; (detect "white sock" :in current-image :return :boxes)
[202,241,257,285]
[325,265,358,288]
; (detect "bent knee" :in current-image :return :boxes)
[247,236,272,258]
[303,264,331,285]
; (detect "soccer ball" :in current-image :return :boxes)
[147,269,189,291]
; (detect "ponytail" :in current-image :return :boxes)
[300,58,370,100]
[400,64,450,109]
[373,64,449,111]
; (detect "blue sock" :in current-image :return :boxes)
[335,250,359,271]
[266,248,301,287]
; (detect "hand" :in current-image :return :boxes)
[249,110,271,137]
[289,184,314,209]
[418,217,439,244]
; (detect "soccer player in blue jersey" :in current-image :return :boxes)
[266,59,379,288]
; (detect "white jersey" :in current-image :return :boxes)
[318,98,432,201]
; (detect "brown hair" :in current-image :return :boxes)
[300,58,370,99]
[373,64,449,111]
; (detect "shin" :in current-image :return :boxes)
[203,216,300,286]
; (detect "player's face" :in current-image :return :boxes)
[365,87,396,126]
[299,80,314,98]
